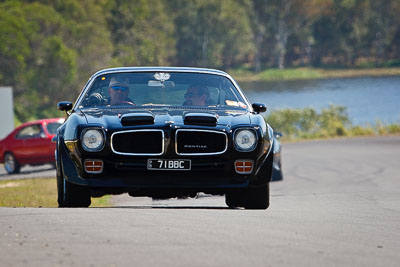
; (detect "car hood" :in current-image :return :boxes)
[80,108,251,128]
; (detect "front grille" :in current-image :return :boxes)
[111,130,164,155]
[176,129,227,155]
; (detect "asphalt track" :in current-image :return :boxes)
[0,164,55,180]
[1,136,400,267]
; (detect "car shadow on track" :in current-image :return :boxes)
[102,206,233,210]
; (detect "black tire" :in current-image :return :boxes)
[242,183,270,210]
[225,183,270,210]
[4,152,21,174]
[50,162,57,169]
[57,160,91,208]
[225,190,242,208]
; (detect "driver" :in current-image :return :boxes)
[183,84,210,106]
[107,76,134,105]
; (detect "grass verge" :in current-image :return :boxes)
[229,67,400,82]
[0,178,110,207]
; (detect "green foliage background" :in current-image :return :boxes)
[266,105,400,141]
[1,0,399,123]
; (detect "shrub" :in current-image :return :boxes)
[265,105,399,141]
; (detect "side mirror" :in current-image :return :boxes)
[57,101,73,117]
[252,103,267,114]
[274,132,283,139]
[57,101,73,111]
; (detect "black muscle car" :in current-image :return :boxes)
[55,67,282,209]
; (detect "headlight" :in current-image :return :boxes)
[81,129,104,152]
[234,129,257,151]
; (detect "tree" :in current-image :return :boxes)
[171,0,254,69]
[310,0,398,67]
[106,0,176,66]
[0,1,30,88]
[0,0,115,121]
[247,0,271,71]
[40,0,114,95]
[0,1,77,121]
[268,0,332,69]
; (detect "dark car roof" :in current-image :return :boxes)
[91,67,229,79]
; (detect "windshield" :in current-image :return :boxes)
[78,72,248,110]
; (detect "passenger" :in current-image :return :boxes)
[183,84,210,106]
[107,77,134,105]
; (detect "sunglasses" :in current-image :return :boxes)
[111,86,128,91]
[184,92,200,98]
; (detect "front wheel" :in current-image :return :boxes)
[57,162,91,208]
[4,153,21,174]
[242,183,270,210]
[225,190,242,208]
[225,183,270,210]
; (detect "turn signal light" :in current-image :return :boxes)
[234,160,253,174]
[64,140,78,152]
[84,159,103,174]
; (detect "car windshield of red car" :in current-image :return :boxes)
[16,125,42,139]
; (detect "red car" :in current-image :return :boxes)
[0,118,64,174]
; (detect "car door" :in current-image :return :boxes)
[12,124,50,164]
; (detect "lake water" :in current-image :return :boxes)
[240,76,400,126]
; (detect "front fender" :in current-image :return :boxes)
[57,135,89,186]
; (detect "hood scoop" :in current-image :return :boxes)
[121,113,155,126]
[184,113,218,126]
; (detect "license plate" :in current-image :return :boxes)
[147,159,191,170]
